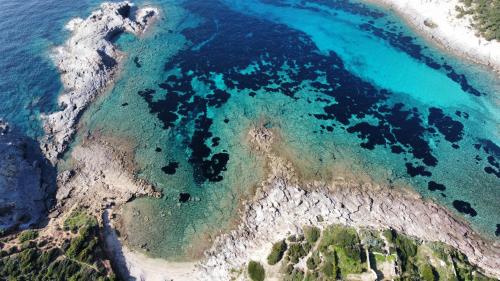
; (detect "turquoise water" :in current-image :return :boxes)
[1,0,499,261]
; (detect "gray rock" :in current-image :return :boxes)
[42,1,159,162]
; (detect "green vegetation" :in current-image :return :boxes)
[419,263,438,281]
[18,230,38,243]
[306,251,320,270]
[285,242,308,264]
[248,260,265,281]
[456,0,500,41]
[0,211,115,281]
[263,225,497,281]
[63,209,98,232]
[303,226,320,244]
[284,269,304,281]
[318,225,364,276]
[267,240,287,265]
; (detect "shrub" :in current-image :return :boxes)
[285,269,304,281]
[267,240,287,265]
[304,226,320,244]
[393,233,418,272]
[18,230,38,243]
[306,251,320,270]
[286,243,307,264]
[248,261,265,281]
[420,263,438,281]
[321,260,337,278]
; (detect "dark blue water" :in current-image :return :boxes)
[0,0,106,135]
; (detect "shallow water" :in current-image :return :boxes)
[1,0,499,261]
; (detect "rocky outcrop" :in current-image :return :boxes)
[198,127,500,280]
[114,126,500,281]
[0,120,50,232]
[54,133,160,217]
[42,1,159,162]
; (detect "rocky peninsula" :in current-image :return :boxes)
[111,127,500,281]
[42,1,158,162]
[364,0,500,75]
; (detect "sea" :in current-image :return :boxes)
[0,0,498,261]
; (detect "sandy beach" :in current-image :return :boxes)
[363,0,500,75]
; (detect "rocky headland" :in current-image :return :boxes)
[113,126,500,281]
[364,0,500,75]
[41,1,158,162]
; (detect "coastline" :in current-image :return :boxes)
[28,1,500,280]
[41,1,159,163]
[361,0,500,76]
[106,127,500,280]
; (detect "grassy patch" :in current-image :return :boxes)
[318,225,365,276]
[64,209,98,232]
[419,263,439,281]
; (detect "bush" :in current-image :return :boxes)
[18,230,38,243]
[304,226,320,244]
[306,251,320,270]
[285,269,304,281]
[248,261,265,281]
[267,240,287,265]
[321,260,337,278]
[420,263,438,281]
[286,243,307,264]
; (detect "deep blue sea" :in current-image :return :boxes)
[1,0,499,260]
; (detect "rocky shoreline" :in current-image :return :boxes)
[41,1,158,162]
[113,127,500,280]
[10,0,498,280]
[363,0,500,76]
